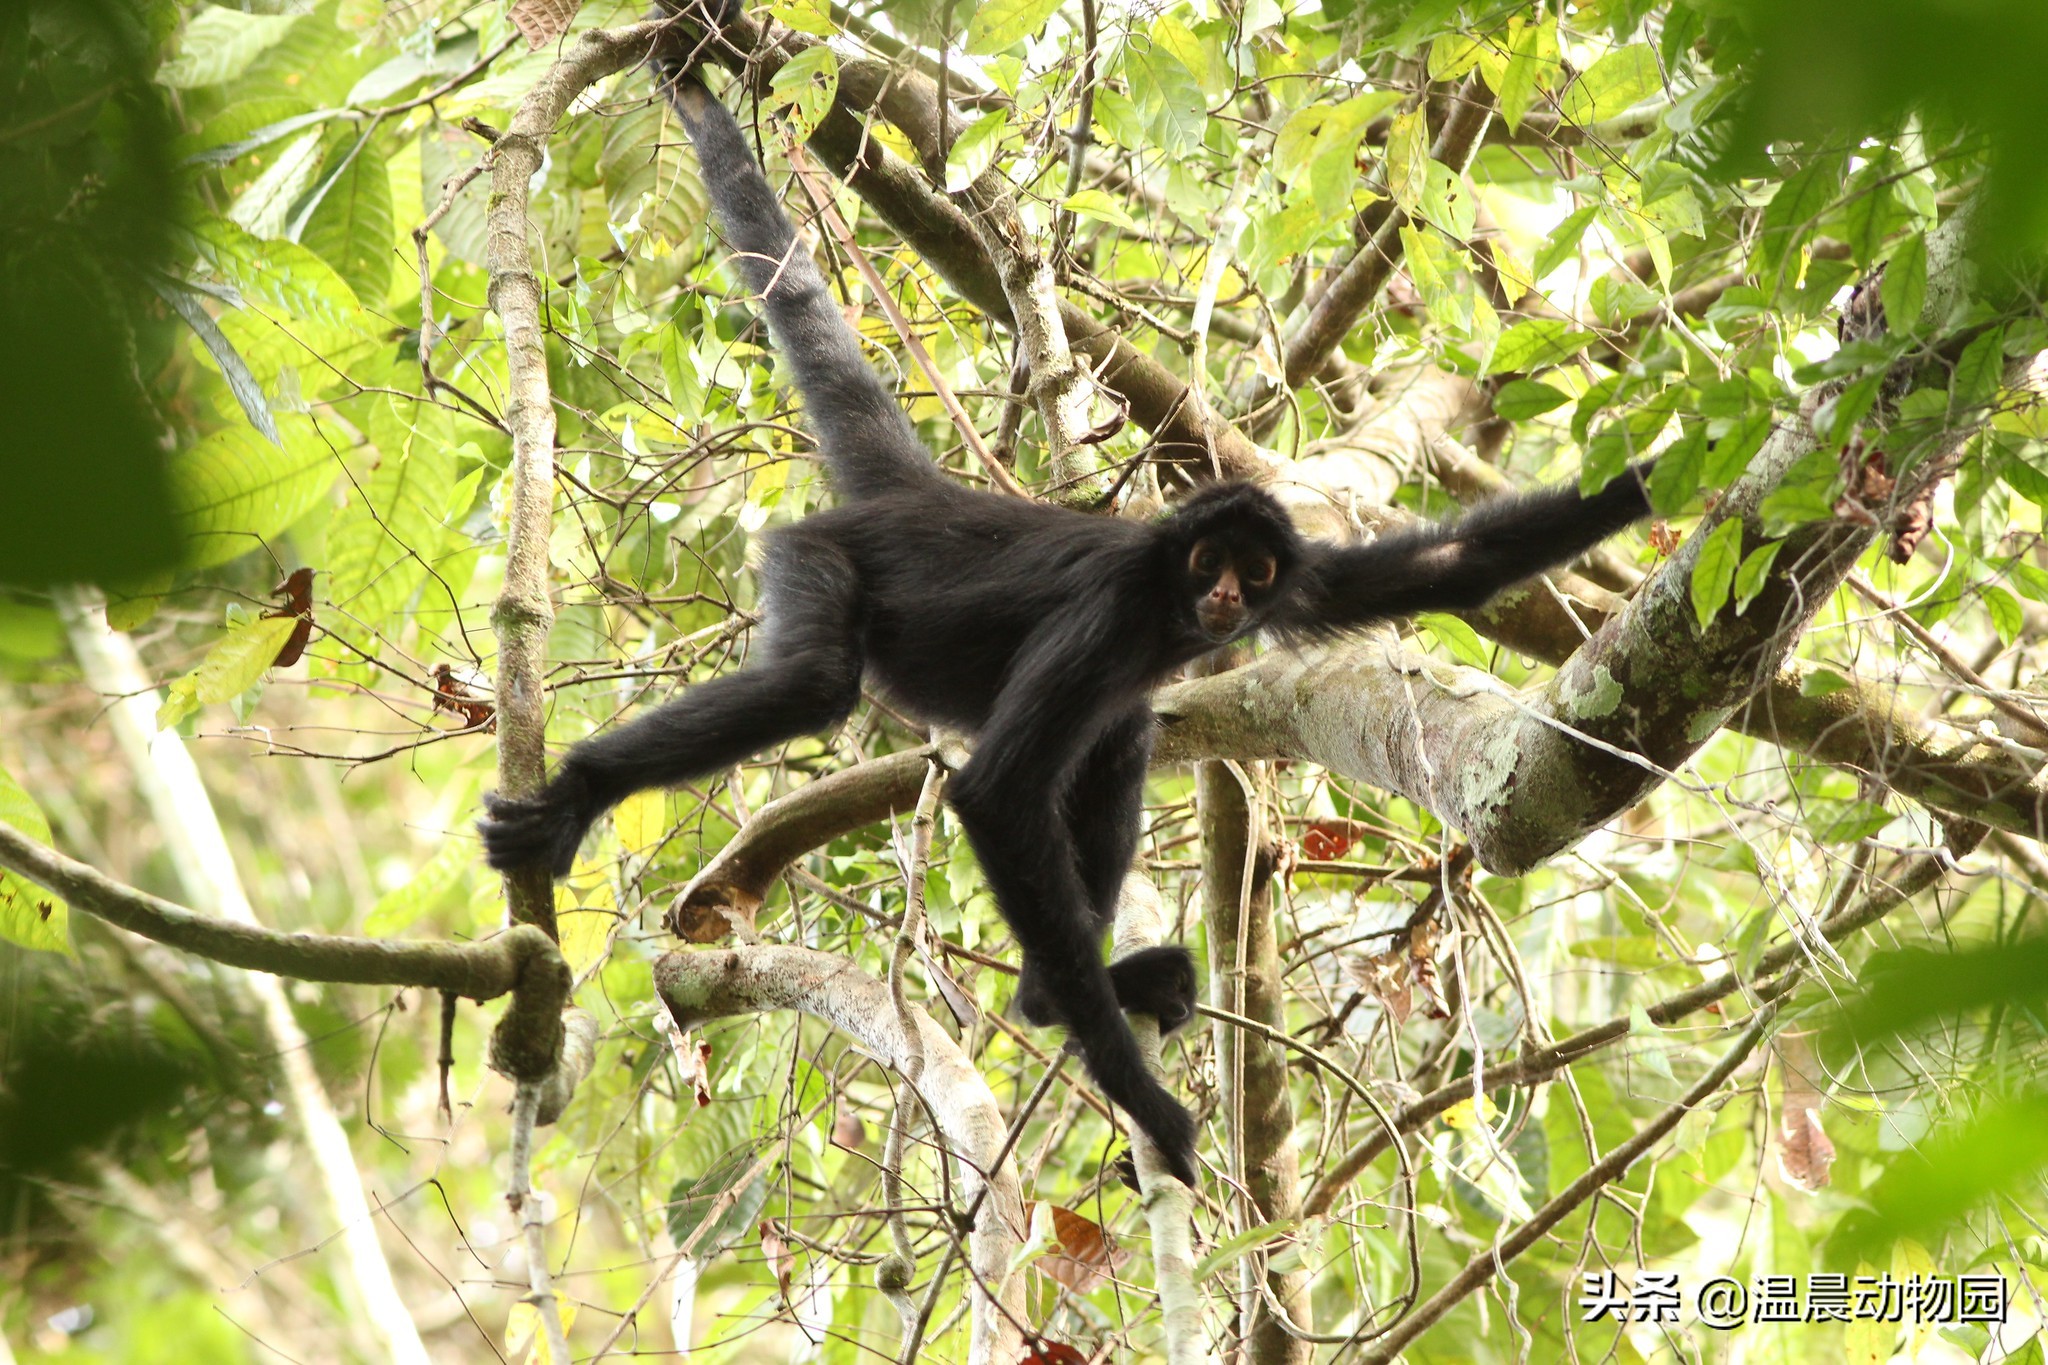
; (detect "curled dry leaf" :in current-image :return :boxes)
[831,1107,867,1149]
[760,1220,794,1301]
[1775,1032,1834,1191]
[660,1015,714,1108]
[1301,821,1355,862]
[263,566,316,667]
[1342,941,1414,1026]
[430,662,495,729]
[1777,1105,1835,1192]
[1408,920,1449,1020]
[1033,1204,1128,1295]
[510,0,582,49]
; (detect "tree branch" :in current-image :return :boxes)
[486,17,675,934]
[0,820,571,1078]
[655,945,1028,1365]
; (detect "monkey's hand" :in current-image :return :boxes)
[478,768,600,878]
[1110,945,1199,1034]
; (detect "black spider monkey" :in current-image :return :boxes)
[478,40,1654,1187]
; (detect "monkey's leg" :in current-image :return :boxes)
[480,537,862,875]
[951,659,1200,1184]
[1018,707,1196,1033]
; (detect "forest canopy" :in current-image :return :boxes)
[2,0,2048,1362]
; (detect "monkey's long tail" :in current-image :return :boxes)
[655,67,943,502]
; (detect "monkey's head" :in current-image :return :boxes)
[1159,483,1302,643]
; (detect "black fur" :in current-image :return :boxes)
[478,68,1653,1188]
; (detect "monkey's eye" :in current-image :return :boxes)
[1190,545,1223,577]
[1245,556,1276,588]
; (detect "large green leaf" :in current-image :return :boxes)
[326,401,461,629]
[172,415,339,570]
[193,221,363,330]
[303,142,395,304]
[158,5,303,89]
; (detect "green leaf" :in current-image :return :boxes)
[158,6,303,89]
[1558,45,1660,127]
[1732,539,1782,615]
[1704,407,1773,487]
[1950,325,2008,416]
[1060,189,1139,233]
[1800,668,1850,698]
[419,123,491,266]
[1194,1220,1300,1281]
[1689,517,1744,631]
[1492,378,1573,421]
[965,0,1065,54]
[1495,19,1553,132]
[156,616,299,729]
[666,1149,770,1258]
[155,278,280,445]
[1997,443,2048,507]
[1880,234,1927,335]
[0,768,67,955]
[1126,33,1206,156]
[328,402,462,629]
[1151,12,1213,93]
[1416,612,1490,668]
[1585,395,1676,489]
[1985,585,2024,646]
[303,143,394,304]
[1755,154,1845,292]
[1483,319,1597,376]
[944,110,1011,194]
[1091,88,1147,152]
[1757,448,1842,533]
[1648,422,1707,517]
[765,0,837,37]
[172,416,340,570]
[364,840,475,936]
[1569,936,1665,968]
[193,221,363,331]
[768,46,839,143]
[1533,205,1597,280]
[227,130,325,239]
[1806,798,1891,844]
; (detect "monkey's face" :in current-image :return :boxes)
[1185,536,1284,641]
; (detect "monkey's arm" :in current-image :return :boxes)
[1274,460,1653,637]
[660,73,937,498]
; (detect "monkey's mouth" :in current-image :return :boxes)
[1197,606,1246,640]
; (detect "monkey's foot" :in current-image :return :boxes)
[477,780,595,878]
[1110,945,1199,1033]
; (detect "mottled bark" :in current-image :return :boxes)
[1197,766,1310,1365]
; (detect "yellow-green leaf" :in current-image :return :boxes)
[1060,189,1140,232]
[1558,44,1661,127]
[156,616,297,728]
[613,790,668,854]
[944,110,1011,194]
[1732,538,1782,615]
[0,767,68,955]
[768,46,838,143]
[1689,518,1745,631]
[965,0,1064,55]
[173,414,339,570]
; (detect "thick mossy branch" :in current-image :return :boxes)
[0,820,570,1080]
